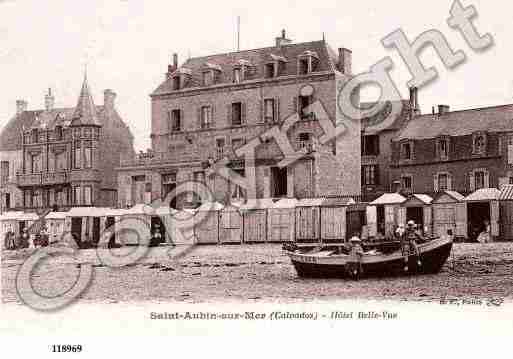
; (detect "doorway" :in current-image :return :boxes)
[271,166,287,198]
[92,217,100,244]
[71,217,82,246]
[376,205,385,236]
[467,202,490,242]
[346,209,366,239]
[406,207,424,230]
[162,183,177,209]
[105,216,116,247]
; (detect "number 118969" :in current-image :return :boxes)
[51,345,82,353]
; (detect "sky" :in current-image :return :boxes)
[0,0,511,151]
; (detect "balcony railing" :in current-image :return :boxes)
[17,171,70,186]
[120,151,204,167]
[42,171,68,185]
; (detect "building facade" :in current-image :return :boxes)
[117,31,361,208]
[389,103,513,196]
[0,77,134,213]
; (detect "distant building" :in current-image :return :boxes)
[360,88,417,201]
[117,31,361,208]
[390,102,513,195]
[0,76,134,212]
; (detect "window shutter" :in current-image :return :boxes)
[484,170,490,188]
[274,97,280,122]
[197,107,202,129]
[433,173,439,192]
[469,171,475,192]
[180,110,184,130]
[211,104,215,128]
[241,102,247,124]
[293,96,298,115]
[375,165,380,185]
[447,174,453,191]
[227,104,232,126]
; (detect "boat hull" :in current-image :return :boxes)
[288,238,453,279]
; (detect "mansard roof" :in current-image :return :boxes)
[394,104,513,141]
[151,40,339,96]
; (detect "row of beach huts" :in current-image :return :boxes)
[2,186,513,248]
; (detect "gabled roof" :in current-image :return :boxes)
[433,190,465,203]
[465,188,500,202]
[370,193,407,205]
[271,198,298,209]
[152,40,338,96]
[412,194,433,205]
[71,74,101,126]
[394,104,513,141]
[240,198,275,210]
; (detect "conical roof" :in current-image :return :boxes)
[71,73,101,126]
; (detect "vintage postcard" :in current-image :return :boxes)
[1,0,512,356]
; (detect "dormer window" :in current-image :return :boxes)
[265,63,275,78]
[32,129,38,143]
[172,76,180,90]
[233,68,242,83]
[473,132,486,155]
[437,136,450,160]
[203,71,214,86]
[55,126,63,141]
[298,51,319,75]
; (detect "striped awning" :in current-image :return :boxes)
[499,185,513,200]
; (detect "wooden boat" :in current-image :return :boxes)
[283,236,453,278]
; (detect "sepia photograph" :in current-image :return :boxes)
[1,0,512,357]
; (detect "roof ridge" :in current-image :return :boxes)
[184,40,326,64]
[414,103,513,119]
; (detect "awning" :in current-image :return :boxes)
[465,188,500,202]
[104,208,127,217]
[0,211,25,221]
[67,207,112,217]
[369,193,407,205]
[154,206,178,216]
[45,211,68,220]
[443,191,465,202]
[272,198,298,209]
[412,194,433,205]
[296,198,325,207]
[123,204,154,215]
[320,197,356,207]
[196,202,224,212]
[240,198,275,210]
[499,185,513,200]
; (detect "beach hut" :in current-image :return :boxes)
[346,202,368,240]
[464,188,500,242]
[268,198,297,243]
[45,211,68,244]
[101,208,128,247]
[432,191,466,240]
[240,198,275,243]
[295,198,324,243]
[219,203,242,244]
[117,204,153,246]
[193,202,223,244]
[320,197,355,243]
[499,185,513,241]
[401,194,434,236]
[368,193,407,239]
[66,207,116,246]
[0,211,24,240]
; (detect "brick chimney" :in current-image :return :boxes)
[104,89,116,109]
[275,29,292,47]
[167,53,179,79]
[44,88,54,111]
[409,87,420,118]
[16,99,28,115]
[438,105,450,115]
[338,48,352,74]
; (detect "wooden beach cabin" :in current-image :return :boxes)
[219,203,242,244]
[295,198,324,243]
[401,194,434,236]
[368,193,407,240]
[499,185,513,241]
[241,198,275,243]
[0,211,24,240]
[464,188,500,242]
[65,207,111,247]
[45,211,68,244]
[268,198,297,243]
[432,191,466,240]
[118,204,153,246]
[320,197,355,243]
[193,202,224,244]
